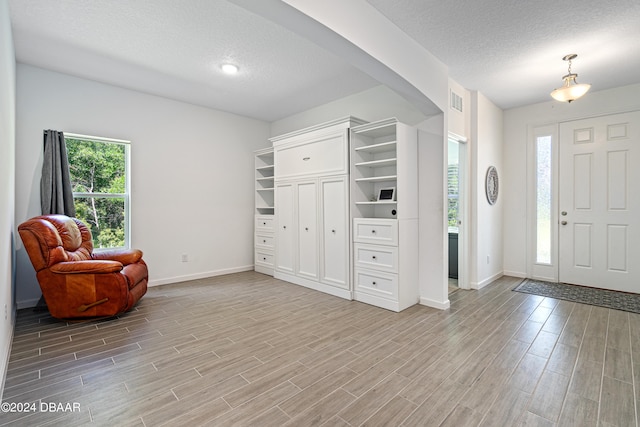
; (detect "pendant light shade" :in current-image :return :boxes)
[550,54,591,103]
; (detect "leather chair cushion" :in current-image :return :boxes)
[50,260,123,274]
[122,263,148,289]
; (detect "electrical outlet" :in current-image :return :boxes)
[181,253,188,263]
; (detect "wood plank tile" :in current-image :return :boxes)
[338,372,410,426]
[360,395,417,427]
[3,272,639,427]
[208,381,300,426]
[599,375,636,426]
[479,387,531,427]
[222,361,307,408]
[283,388,355,427]
[568,358,603,402]
[508,353,547,393]
[557,392,598,427]
[279,366,357,417]
[401,378,467,427]
[342,355,406,397]
[546,342,579,376]
[604,346,633,383]
[440,404,482,427]
[527,370,571,422]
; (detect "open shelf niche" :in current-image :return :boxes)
[255,147,274,215]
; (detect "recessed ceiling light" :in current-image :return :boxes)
[221,63,239,75]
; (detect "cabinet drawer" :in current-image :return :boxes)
[354,243,398,273]
[275,134,348,179]
[255,233,274,249]
[255,216,274,231]
[255,249,274,267]
[354,269,398,300]
[353,218,398,246]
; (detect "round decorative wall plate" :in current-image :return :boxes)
[485,166,499,205]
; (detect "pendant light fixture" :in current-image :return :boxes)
[550,54,591,103]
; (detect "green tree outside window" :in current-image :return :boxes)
[65,137,129,249]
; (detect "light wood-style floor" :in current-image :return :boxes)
[2,271,639,426]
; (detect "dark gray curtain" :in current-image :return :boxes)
[41,130,76,216]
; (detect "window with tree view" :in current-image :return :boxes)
[65,135,130,249]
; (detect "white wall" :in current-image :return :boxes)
[15,65,270,307]
[417,114,448,308]
[270,85,429,136]
[448,78,471,139]
[503,83,640,278]
[0,0,16,396]
[470,92,504,288]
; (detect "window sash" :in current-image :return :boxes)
[65,133,131,249]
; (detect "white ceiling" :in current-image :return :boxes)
[8,0,640,121]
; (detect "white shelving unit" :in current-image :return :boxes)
[254,147,275,275]
[255,148,275,215]
[350,118,419,312]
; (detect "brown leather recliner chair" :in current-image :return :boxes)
[18,214,148,319]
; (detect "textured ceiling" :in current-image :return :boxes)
[8,0,640,120]
[8,0,379,122]
[367,0,640,109]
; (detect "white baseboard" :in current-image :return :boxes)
[503,270,527,278]
[471,271,504,290]
[274,271,352,301]
[420,296,450,310]
[148,265,255,287]
[17,297,41,310]
[0,314,15,401]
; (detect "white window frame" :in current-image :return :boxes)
[65,132,131,250]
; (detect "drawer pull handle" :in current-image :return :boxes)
[305,227,309,231]
[283,226,287,229]
[263,240,266,243]
[372,281,377,286]
[331,229,336,233]
[263,222,266,225]
[372,256,377,260]
[303,157,311,161]
[371,230,376,234]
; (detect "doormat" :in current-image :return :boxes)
[513,279,640,314]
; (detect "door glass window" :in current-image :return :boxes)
[536,135,552,264]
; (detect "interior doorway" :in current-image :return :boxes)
[448,134,468,290]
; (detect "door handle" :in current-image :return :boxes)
[561,221,567,225]
[561,211,567,216]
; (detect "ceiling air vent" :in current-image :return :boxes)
[450,90,463,113]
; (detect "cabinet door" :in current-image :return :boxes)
[320,177,349,288]
[296,181,318,279]
[275,182,295,274]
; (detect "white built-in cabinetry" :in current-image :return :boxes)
[254,148,275,275]
[254,117,419,312]
[350,118,419,312]
[271,117,365,299]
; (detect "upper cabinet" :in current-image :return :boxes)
[271,117,366,181]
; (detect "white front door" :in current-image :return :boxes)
[558,111,640,292]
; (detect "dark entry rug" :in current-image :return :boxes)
[513,279,640,314]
